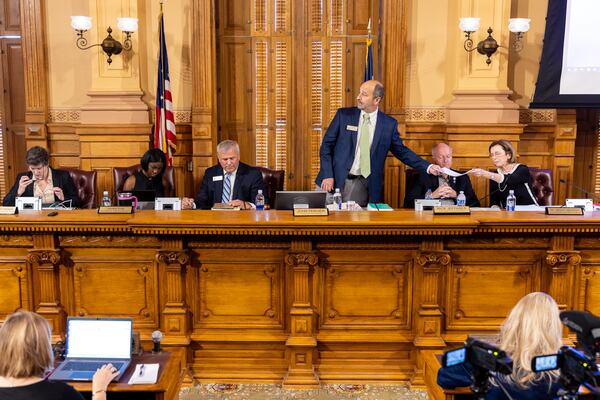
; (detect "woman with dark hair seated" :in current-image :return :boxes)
[469,139,537,208]
[0,311,117,400]
[2,146,80,207]
[437,292,563,399]
[122,148,172,196]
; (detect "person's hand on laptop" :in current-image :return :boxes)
[92,364,119,400]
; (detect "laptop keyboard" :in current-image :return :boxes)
[63,361,124,372]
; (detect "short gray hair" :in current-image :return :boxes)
[373,83,384,99]
[217,140,240,155]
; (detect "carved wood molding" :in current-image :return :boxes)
[60,235,160,247]
[132,227,475,236]
[156,250,190,266]
[545,252,581,268]
[26,250,61,266]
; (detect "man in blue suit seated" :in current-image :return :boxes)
[182,140,266,210]
[316,80,442,206]
[403,142,480,208]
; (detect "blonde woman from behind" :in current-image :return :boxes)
[438,292,563,399]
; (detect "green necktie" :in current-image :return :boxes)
[359,114,371,178]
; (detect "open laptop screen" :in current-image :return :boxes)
[66,318,132,359]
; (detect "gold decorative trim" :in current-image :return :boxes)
[519,109,556,124]
[404,107,446,123]
[48,109,81,123]
[174,110,192,124]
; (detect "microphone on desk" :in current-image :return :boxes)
[151,330,163,353]
[559,179,600,203]
[469,186,501,208]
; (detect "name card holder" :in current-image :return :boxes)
[97,206,134,214]
[545,207,584,215]
[293,208,329,217]
[0,206,17,215]
[433,205,471,215]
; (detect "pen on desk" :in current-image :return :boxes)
[139,364,145,376]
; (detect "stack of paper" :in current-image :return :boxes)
[128,363,159,384]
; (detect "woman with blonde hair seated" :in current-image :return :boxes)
[437,292,563,399]
[0,311,117,400]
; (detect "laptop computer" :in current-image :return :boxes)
[49,317,133,381]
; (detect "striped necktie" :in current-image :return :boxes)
[221,173,232,203]
[359,114,371,178]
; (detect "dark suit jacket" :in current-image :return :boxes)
[3,168,80,207]
[316,107,430,203]
[194,162,266,209]
[403,170,480,208]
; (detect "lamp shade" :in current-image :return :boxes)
[459,17,480,32]
[71,16,92,31]
[508,18,530,33]
[117,17,138,33]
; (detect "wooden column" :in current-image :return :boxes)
[412,239,448,386]
[553,110,578,205]
[19,0,48,149]
[27,234,65,340]
[191,0,217,188]
[156,238,190,343]
[283,240,319,388]
[545,236,580,311]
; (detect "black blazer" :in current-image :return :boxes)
[3,168,80,208]
[194,162,266,209]
[403,170,480,208]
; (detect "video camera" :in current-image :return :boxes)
[532,346,599,399]
[530,310,600,399]
[442,337,513,399]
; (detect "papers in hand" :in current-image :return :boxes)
[128,363,159,384]
[441,167,469,177]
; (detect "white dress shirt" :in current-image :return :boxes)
[350,109,378,176]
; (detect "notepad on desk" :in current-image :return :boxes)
[211,203,241,211]
[367,203,393,211]
[128,363,159,384]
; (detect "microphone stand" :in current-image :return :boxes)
[559,179,600,204]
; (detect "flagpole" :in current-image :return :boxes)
[159,0,168,155]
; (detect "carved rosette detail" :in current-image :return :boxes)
[416,252,451,267]
[285,253,319,267]
[156,251,190,266]
[545,253,581,267]
[27,250,61,266]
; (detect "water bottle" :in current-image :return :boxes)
[101,191,111,207]
[255,189,265,210]
[456,191,466,206]
[332,188,343,210]
[506,190,516,211]
[425,188,433,200]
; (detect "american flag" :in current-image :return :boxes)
[154,8,176,166]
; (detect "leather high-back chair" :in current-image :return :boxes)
[113,164,175,196]
[63,167,97,209]
[529,168,553,206]
[256,167,284,209]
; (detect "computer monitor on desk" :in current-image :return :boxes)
[274,191,327,210]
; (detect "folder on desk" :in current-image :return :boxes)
[128,363,159,384]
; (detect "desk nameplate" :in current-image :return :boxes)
[433,205,471,215]
[293,208,329,217]
[0,206,17,215]
[98,206,134,214]
[545,207,584,215]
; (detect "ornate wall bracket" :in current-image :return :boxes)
[282,251,320,388]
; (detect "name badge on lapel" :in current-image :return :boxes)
[213,176,223,182]
[346,125,358,132]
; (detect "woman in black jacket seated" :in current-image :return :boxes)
[122,148,172,196]
[2,146,80,207]
[469,140,538,208]
[437,292,563,399]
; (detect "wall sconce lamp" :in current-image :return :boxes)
[71,16,138,65]
[459,18,530,65]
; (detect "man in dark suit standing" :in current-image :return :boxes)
[182,140,265,210]
[403,142,480,208]
[316,80,442,206]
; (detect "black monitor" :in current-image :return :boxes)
[274,191,327,210]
